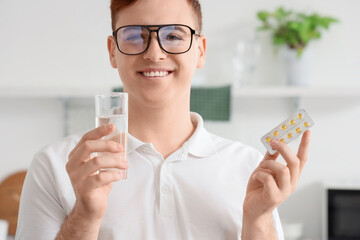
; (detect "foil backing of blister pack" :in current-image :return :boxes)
[261,109,314,155]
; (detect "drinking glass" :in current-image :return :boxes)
[95,92,128,179]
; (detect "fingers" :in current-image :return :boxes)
[253,171,280,203]
[296,130,311,173]
[270,139,300,187]
[71,139,124,165]
[70,124,116,155]
[263,151,280,161]
[67,153,129,198]
[66,126,127,184]
[259,160,291,194]
[252,160,292,209]
[82,154,129,177]
[268,131,311,191]
[85,171,123,189]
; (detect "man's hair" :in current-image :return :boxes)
[110,0,203,32]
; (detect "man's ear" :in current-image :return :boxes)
[107,36,118,68]
[196,35,206,69]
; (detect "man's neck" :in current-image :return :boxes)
[128,99,195,159]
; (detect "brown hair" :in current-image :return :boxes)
[110,0,203,32]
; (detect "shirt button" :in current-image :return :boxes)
[162,186,169,194]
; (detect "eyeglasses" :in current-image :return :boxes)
[112,24,201,55]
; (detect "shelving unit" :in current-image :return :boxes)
[2,85,360,99]
[2,85,360,136]
[0,86,112,99]
[232,86,360,98]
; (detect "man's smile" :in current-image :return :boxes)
[142,71,170,77]
[138,68,174,78]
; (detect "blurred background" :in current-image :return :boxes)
[1,0,360,239]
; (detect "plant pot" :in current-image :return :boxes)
[283,48,313,86]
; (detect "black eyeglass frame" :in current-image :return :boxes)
[112,24,201,55]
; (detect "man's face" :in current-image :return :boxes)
[108,0,206,109]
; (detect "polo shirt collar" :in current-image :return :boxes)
[185,112,217,158]
[126,112,216,157]
[127,133,144,154]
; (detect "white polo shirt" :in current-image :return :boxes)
[16,113,284,240]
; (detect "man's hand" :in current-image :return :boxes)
[56,124,129,240]
[242,130,311,239]
[66,124,129,220]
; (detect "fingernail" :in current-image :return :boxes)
[107,124,113,130]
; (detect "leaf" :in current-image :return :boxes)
[273,35,286,45]
[274,7,286,20]
[319,16,339,29]
[288,32,299,48]
[257,11,269,22]
[287,21,301,31]
[299,19,311,43]
[323,16,339,23]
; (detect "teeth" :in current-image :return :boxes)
[143,71,169,77]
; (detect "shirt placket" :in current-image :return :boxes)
[159,161,174,217]
[159,148,188,217]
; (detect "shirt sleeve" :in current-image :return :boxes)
[15,152,67,240]
[272,208,284,240]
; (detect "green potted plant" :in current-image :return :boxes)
[256,7,338,86]
[257,7,338,57]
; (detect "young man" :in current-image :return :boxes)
[16,0,311,239]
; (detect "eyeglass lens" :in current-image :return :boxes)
[116,25,192,55]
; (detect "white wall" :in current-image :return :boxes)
[0,0,118,89]
[1,0,360,239]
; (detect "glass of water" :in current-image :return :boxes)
[95,92,128,179]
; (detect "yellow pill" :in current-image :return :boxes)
[290,119,296,125]
[280,139,285,143]
[298,113,303,119]
[304,122,309,127]
[281,124,287,130]
[296,128,302,133]
[266,137,271,142]
[288,133,293,138]
[273,130,279,136]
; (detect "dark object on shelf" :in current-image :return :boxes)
[113,85,231,121]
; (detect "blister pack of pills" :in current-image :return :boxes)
[261,109,314,155]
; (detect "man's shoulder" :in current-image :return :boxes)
[207,131,263,162]
[209,133,261,155]
[34,132,84,165]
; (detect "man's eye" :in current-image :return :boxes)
[166,34,184,41]
[125,35,142,41]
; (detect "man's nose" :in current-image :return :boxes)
[142,33,167,62]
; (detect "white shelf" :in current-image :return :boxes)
[0,86,116,99]
[1,86,360,99]
[233,86,360,98]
